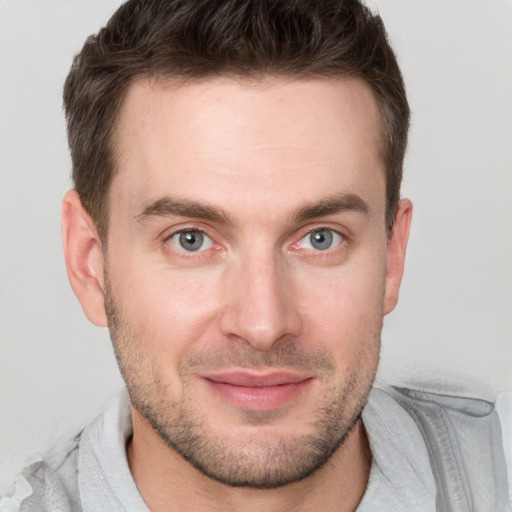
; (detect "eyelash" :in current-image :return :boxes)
[290,227,347,255]
[163,228,216,256]
[162,225,348,260]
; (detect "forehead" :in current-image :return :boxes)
[111,76,385,219]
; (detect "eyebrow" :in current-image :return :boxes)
[135,196,235,225]
[291,192,369,222]
[135,191,369,226]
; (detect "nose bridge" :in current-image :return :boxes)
[219,245,302,350]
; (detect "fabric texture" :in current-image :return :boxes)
[1,386,509,512]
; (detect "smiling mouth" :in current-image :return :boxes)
[199,370,314,411]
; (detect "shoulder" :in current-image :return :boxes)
[380,385,510,511]
[0,432,82,512]
[386,386,507,460]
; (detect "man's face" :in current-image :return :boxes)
[104,77,393,487]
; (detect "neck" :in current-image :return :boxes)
[127,411,372,512]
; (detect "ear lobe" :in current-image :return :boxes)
[383,199,413,315]
[61,190,108,327]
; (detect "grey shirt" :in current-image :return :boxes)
[1,387,509,511]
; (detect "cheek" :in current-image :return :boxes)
[294,254,386,352]
[107,256,225,356]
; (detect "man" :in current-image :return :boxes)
[1,0,509,510]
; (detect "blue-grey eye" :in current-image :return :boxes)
[300,229,343,251]
[168,230,212,252]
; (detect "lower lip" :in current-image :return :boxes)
[202,378,313,411]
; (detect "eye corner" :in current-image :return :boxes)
[301,228,344,251]
[288,226,348,257]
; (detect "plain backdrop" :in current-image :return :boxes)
[1,0,511,489]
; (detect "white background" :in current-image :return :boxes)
[1,0,511,489]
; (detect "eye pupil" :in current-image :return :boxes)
[179,231,204,251]
[310,229,333,250]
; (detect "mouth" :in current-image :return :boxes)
[199,370,314,411]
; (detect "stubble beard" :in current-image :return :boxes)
[104,281,380,489]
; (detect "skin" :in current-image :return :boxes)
[62,76,412,512]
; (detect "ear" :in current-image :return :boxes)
[61,190,108,327]
[383,199,413,315]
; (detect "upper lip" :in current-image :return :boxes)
[201,370,313,387]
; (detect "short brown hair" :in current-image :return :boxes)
[64,0,409,239]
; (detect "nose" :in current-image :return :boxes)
[219,251,303,351]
